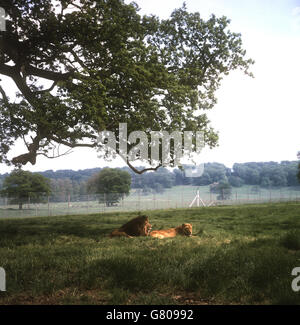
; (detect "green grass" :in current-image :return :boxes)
[1,202,300,305]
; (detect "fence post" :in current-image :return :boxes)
[68,194,70,215]
[104,193,106,213]
[138,190,140,211]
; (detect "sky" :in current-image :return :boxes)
[0,0,300,174]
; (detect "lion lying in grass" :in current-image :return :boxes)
[150,223,192,239]
[110,215,152,238]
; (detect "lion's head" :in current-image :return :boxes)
[119,215,152,237]
[179,223,193,236]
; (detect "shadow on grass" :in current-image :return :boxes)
[74,237,300,305]
[0,213,143,246]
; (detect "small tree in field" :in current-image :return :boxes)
[0,169,51,209]
[87,168,131,206]
[210,181,232,200]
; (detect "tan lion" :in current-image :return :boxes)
[110,215,152,238]
[150,223,192,239]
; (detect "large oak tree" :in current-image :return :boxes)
[0,0,254,173]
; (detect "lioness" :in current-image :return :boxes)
[110,215,152,238]
[150,223,192,239]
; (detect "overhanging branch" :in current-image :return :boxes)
[24,65,74,81]
[0,83,9,105]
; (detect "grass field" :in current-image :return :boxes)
[1,202,300,305]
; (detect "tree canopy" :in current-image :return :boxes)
[87,167,131,206]
[0,0,253,173]
[0,169,51,209]
[210,181,232,200]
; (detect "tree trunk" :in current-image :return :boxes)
[19,202,23,210]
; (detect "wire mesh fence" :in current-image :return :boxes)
[0,185,300,218]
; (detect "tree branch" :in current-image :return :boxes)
[39,148,74,159]
[0,64,39,106]
[50,136,96,148]
[0,83,9,105]
[24,64,74,81]
[35,80,59,94]
[71,49,88,70]
[126,160,162,174]
[51,136,162,174]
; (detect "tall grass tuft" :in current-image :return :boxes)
[280,230,300,250]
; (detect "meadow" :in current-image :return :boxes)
[1,202,300,305]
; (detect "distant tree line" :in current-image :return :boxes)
[174,161,300,188]
[229,161,299,188]
[0,161,299,203]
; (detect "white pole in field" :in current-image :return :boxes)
[189,190,206,208]
[199,196,206,206]
[189,191,198,207]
